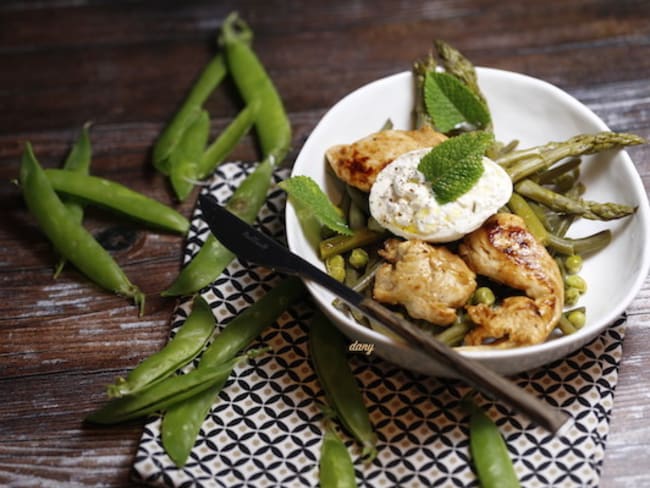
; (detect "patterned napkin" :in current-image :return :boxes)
[132,163,626,488]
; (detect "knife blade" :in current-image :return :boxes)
[199,193,571,434]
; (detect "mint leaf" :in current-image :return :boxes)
[279,176,353,235]
[417,131,493,204]
[424,72,491,133]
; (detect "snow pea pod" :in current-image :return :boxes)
[19,143,145,313]
[54,123,92,277]
[45,169,190,234]
[85,353,254,424]
[309,310,377,461]
[162,156,274,296]
[220,12,292,164]
[197,99,260,179]
[169,109,211,201]
[319,425,358,488]
[153,54,227,174]
[161,277,306,466]
[106,296,216,398]
[464,399,521,488]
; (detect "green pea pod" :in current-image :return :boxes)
[153,54,227,173]
[85,354,249,425]
[106,296,216,398]
[197,98,260,179]
[162,156,274,296]
[309,310,377,461]
[19,143,145,313]
[170,109,211,201]
[319,425,358,488]
[220,12,292,164]
[464,399,521,488]
[54,123,92,278]
[161,277,306,467]
[44,169,190,234]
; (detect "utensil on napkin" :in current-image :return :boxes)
[198,194,571,434]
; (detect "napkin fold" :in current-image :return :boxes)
[132,163,625,488]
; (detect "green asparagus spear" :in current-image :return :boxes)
[434,39,487,108]
[412,53,437,128]
[515,179,636,221]
[500,131,645,182]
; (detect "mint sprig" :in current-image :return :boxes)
[424,71,491,133]
[417,131,493,204]
[279,176,353,236]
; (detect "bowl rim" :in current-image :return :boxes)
[286,66,650,367]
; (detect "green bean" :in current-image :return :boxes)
[309,310,377,461]
[463,398,521,488]
[515,179,636,221]
[320,228,385,260]
[153,54,228,174]
[85,351,262,424]
[501,131,645,182]
[220,12,292,164]
[507,193,549,245]
[197,99,260,179]
[319,424,358,488]
[54,123,92,278]
[45,169,189,234]
[20,143,145,313]
[162,157,274,296]
[345,185,370,217]
[557,315,578,335]
[535,158,581,185]
[546,229,611,256]
[161,277,305,466]
[106,296,215,398]
[434,313,472,346]
[169,109,211,201]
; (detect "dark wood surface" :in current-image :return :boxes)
[1,1,649,486]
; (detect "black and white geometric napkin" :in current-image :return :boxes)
[132,162,626,488]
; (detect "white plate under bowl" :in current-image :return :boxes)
[285,68,650,377]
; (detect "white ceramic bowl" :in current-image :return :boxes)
[285,68,650,377]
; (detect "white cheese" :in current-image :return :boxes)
[368,147,513,242]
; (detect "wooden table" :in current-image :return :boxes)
[1,1,648,486]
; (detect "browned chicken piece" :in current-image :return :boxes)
[373,239,477,326]
[458,213,564,347]
[326,125,447,191]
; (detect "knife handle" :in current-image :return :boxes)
[358,298,571,434]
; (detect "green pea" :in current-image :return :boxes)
[472,287,495,305]
[567,308,586,329]
[564,287,581,306]
[54,123,92,278]
[309,310,377,461]
[464,398,521,488]
[20,143,145,313]
[106,296,215,398]
[220,12,291,164]
[162,278,305,467]
[564,254,583,274]
[326,255,346,282]
[319,426,358,488]
[565,274,587,293]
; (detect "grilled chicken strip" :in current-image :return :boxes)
[326,125,447,191]
[373,239,477,325]
[458,213,564,347]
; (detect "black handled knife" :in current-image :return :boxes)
[199,193,571,434]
